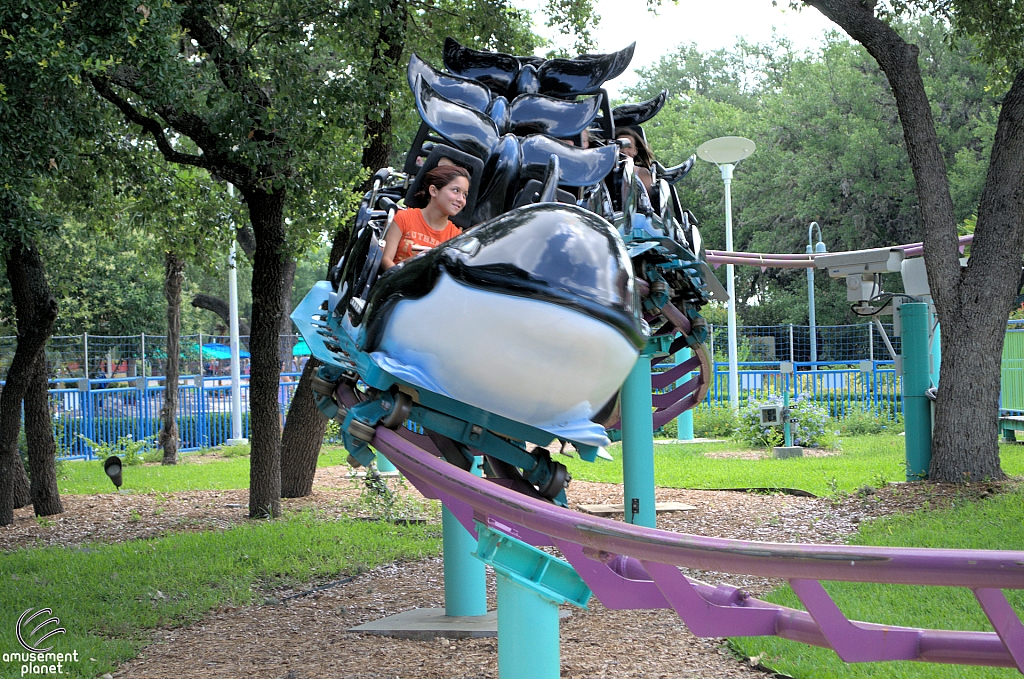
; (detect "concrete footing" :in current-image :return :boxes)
[349,607,571,641]
[350,608,497,640]
[772,446,804,459]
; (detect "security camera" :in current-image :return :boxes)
[816,247,904,278]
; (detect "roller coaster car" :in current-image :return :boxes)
[294,39,725,503]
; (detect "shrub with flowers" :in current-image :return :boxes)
[736,394,839,449]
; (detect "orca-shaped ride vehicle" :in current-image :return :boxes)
[292,39,726,506]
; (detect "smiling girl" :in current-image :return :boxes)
[381,165,471,270]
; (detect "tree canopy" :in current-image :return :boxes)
[625,16,1002,326]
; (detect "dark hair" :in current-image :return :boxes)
[414,164,470,203]
[614,127,654,168]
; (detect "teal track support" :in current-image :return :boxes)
[496,574,559,678]
[375,452,397,473]
[621,354,656,527]
[676,347,694,440]
[472,523,590,679]
[783,376,792,448]
[443,457,486,617]
[902,303,932,480]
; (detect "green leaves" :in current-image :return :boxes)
[628,19,1000,325]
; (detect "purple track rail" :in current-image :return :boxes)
[371,425,1024,672]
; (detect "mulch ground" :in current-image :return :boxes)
[0,458,1013,678]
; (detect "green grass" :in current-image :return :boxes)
[730,485,1024,678]
[565,436,1024,496]
[0,511,440,679]
[57,446,349,495]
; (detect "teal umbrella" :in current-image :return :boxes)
[202,343,250,360]
[293,340,311,357]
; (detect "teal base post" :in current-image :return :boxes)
[902,303,932,480]
[621,354,656,527]
[783,374,792,447]
[496,573,560,679]
[375,452,397,473]
[676,347,694,440]
[472,524,591,679]
[443,457,486,617]
[677,409,694,440]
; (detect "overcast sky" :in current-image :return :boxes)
[517,0,840,97]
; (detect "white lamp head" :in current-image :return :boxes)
[696,137,756,165]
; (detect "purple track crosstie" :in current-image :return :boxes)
[368,424,1024,673]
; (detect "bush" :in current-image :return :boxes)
[56,412,251,457]
[737,394,838,449]
[324,418,343,444]
[78,434,156,466]
[219,443,251,458]
[838,408,904,436]
[694,403,738,439]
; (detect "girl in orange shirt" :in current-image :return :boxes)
[381,165,471,270]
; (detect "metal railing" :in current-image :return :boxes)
[5,322,1023,457]
[46,373,300,460]
[705,360,901,417]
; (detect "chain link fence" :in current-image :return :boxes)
[1,333,304,382]
[707,323,901,365]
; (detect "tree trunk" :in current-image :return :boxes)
[276,2,408,498]
[191,293,251,336]
[4,437,31,514]
[805,0,1024,482]
[159,251,185,465]
[278,256,297,363]
[280,357,325,497]
[25,355,63,516]
[930,67,1024,482]
[0,240,58,526]
[246,189,287,518]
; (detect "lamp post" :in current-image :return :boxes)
[696,137,755,411]
[806,222,826,370]
[227,183,247,445]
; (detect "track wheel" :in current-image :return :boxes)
[536,460,571,500]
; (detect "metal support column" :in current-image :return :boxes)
[496,574,559,679]
[472,524,591,679]
[376,452,398,473]
[444,457,486,617]
[621,354,656,527]
[902,303,932,480]
[676,347,694,440]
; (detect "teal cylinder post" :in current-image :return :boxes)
[375,452,397,473]
[621,354,656,527]
[783,374,792,448]
[443,457,487,617]
[676,347,694,440]
[902,303,932,480]
[496,573,560,679]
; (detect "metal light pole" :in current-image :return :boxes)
[697,137,755,411]
[227,183,247,445]
[806,222,826,370]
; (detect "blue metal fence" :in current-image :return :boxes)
[705,361,901,417]
[46,374,298,460]
[7,322,1022,458]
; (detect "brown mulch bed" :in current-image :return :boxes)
[1,463,1012,678]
